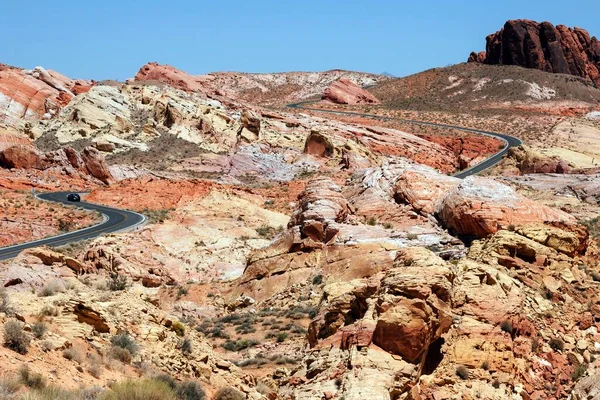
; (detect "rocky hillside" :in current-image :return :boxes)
[135,62,388,106]
[2,56,600,400]
[468,20,600,87]
[370,62,600,112]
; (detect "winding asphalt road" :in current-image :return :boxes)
[0,192,145,261]
[0,100,521,261]
[286,101,523,178]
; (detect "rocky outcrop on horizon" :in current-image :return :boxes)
[468,20,600,87]
[0,65,93,125]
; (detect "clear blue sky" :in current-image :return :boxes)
[1,0,598,81]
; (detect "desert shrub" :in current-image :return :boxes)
[87,354,103,379]
[549,338,564,352]
[367,217,377,226]
[39,305,58,317]
[109,346,132,364]
[209,327,229,339]
[63,348,83,363]
[455,365,469,380]
[213,387,245,400]
[177,287,189,298]
[500,320,513,334]
[0,288,14,315]
[276,332,288,343]
[20,386,86,399]
[107,273,128,291]
[312,274,323,285]
[531,337,540,353]
[41,341,54,352]
[256,381,271,396]
[180,337,193,356]
[407,233,418,240]
[99,379,177,400]
[481,360,490,370]
[572,364,587,381]
[38,279,66,297]
[221,339,259,352]
[0,376,20,397]
[171,321,185,336]
[4,320,31,354]
[176,381,206,400]
[32,321,48,339]
[110,333,138,355]
[274,356,297,365]
[18,365,46,389]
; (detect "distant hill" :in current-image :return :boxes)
[369,62,600,112]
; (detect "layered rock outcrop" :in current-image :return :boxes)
[0,65,92,125]
[468,20,600,86]
[322,78,380,104]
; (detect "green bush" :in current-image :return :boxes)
[171,321,185,336]
[312,275,323,285]
[100,379,177,400]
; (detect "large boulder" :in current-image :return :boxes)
[437,176,575,238]
[322,78,380,104]
[469,19,600,87]
[0,144,46,169]
[80,146,113,184]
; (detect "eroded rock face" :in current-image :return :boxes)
[469,20,600,86]
[437,176,575,238]
[322,78,380,105]
[0,144,113,184]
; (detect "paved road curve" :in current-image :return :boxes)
[286,101,523,179]
[0,102,520,261]
[0,192,145,261]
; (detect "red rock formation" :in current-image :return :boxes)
[468,20,600,86]
[437,176,575,238]
[0,65,93,124]
[467,51,486,63]
[322,78,380,104]
[0,144,46,169]
[134,62,209,94]
[0,144,113,184]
